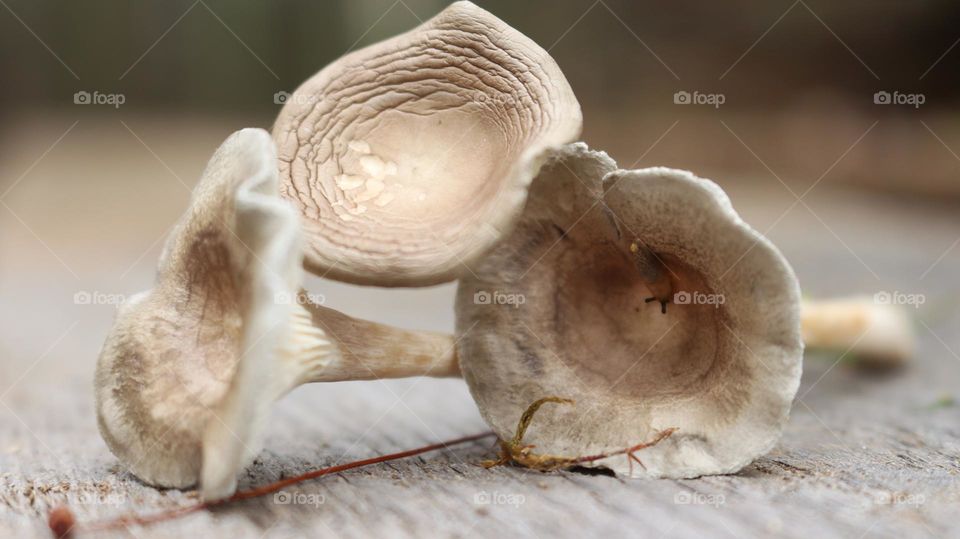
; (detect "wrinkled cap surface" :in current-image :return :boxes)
[455,143,803,478]
[273,0,582,286]
[95,129,304,495]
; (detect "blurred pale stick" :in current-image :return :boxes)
[802,297,915,367]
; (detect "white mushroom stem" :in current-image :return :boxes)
[281,298,458,387]
[800,297,914,366]
[203,297,457,500]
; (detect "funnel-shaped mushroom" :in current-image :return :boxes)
[455,143,804,478]
[95,129,458,500]
[273,0,582,286]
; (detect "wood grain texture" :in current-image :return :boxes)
[1,118,959,538]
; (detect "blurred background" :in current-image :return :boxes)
[0,1,959,536]
[2,0,960,194]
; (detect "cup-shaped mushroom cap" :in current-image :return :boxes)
[95,128,311,494]
[455,143,803,478]
[273,0,582,286]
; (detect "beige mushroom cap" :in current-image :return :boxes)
[96,129,308,498]
[95,129,459,500]
[273,0,582,286]
[455,143,803,478]
[95,128,306,495]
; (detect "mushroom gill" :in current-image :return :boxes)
[273,1,582,286]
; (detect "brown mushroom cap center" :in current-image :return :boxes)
[550,246,727,400]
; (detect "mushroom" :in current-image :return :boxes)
[454,143,805,478]
[95,129,458,500]
[272,0,582,287]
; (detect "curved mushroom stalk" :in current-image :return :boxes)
[801,297,914,367]
[95,129,457,501]
[455,143,804,478]
[273,0,582,287]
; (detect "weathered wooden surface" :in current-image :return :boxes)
[1,117,959,538]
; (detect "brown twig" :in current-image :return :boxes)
[49,431,495,538]
[482,397,677,472]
